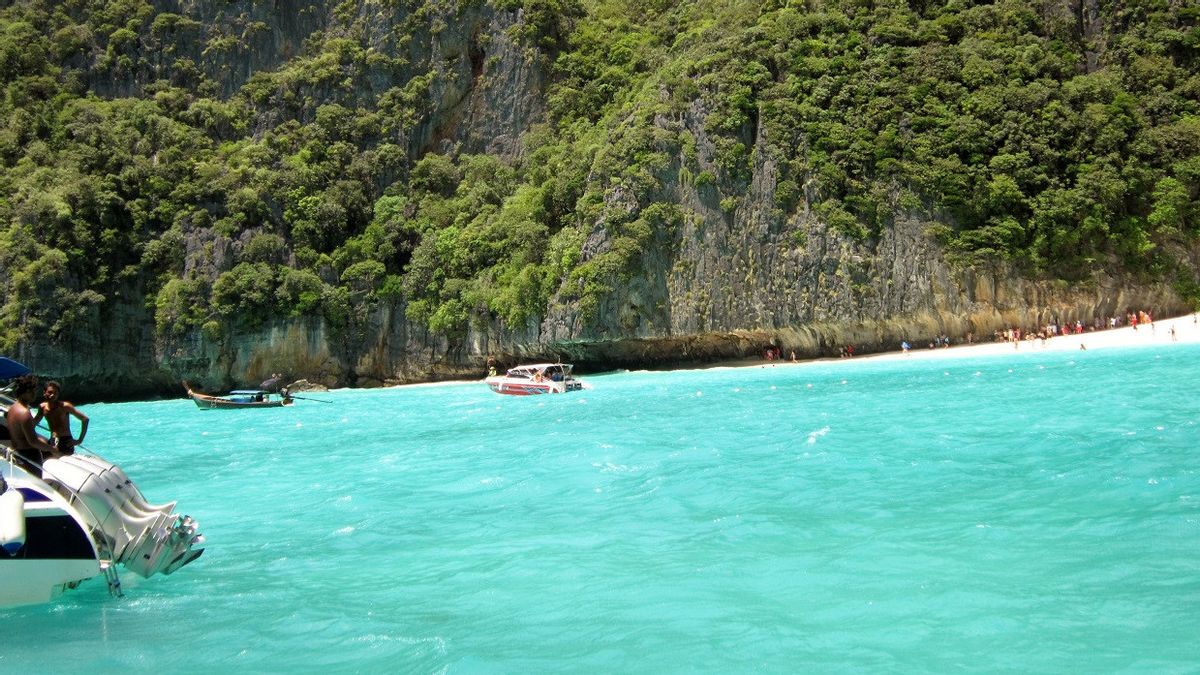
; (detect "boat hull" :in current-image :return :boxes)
[0,558,100,606]
[485,378,584,395]
[0,480,102,607]
[190,394,290,409]
[185,382,293,409]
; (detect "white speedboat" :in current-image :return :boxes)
[485,363,586,396]
[1,391,205,608]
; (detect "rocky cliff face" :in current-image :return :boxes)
[13,1,1193,401]
[532,92,1190,368]
[140,227,1186,401]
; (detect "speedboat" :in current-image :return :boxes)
[485,363,586,396]
[185,382,293,409]
[1,388,205,607]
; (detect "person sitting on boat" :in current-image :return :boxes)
[4,374,57,472]
[32,380,87,456]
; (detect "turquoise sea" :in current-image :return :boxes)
[3,344,1200,673]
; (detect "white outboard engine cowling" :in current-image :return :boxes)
[41,456,204,578]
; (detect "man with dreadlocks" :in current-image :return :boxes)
[4,374,57,473]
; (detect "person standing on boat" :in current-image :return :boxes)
[4,375,57,471]
[33,380,88,456]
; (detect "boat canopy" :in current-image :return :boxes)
[505,363,574,377]
[0,357,30,380]
[228,390,271,395]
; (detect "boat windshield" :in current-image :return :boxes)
[504,364,573,379]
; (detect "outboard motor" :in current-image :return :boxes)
[41,456,204,578]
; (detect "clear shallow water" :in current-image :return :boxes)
[3,345,1200,673]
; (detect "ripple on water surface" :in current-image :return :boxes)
[3,346,1200,672]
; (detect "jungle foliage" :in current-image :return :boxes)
[0,0,1197,350]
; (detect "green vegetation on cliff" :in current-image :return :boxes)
[0,0,1197,351]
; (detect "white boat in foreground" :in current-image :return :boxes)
[485,363,586,396]
[1,392,205,608]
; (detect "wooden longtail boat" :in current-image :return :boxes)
[184,382,293,409]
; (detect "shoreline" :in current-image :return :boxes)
[382,312,1200,389]
[745,311,1200,370]
[853,311,1199,363]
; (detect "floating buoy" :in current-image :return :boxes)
[0,483,26,555]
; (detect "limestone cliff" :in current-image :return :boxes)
[6,0,1196,401]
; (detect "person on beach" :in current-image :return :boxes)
[34,380,88,455]
[4,375,57,472]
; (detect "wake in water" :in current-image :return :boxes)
[4,344,1200,671]
[806,426,832,444]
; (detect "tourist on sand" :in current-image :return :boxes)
[33,380,88,456]
[901,341,910,354]
[4,375,57,472]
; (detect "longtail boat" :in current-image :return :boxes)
[184,382,293,409]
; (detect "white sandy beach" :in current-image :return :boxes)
[856,311,1200,364]
[385,312,1200,388]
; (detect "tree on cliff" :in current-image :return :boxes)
[0,0,1196,363]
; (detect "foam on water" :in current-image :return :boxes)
[3,344,1200,671]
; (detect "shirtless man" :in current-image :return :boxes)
[4,375,56,472]
[34,380,87,456]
